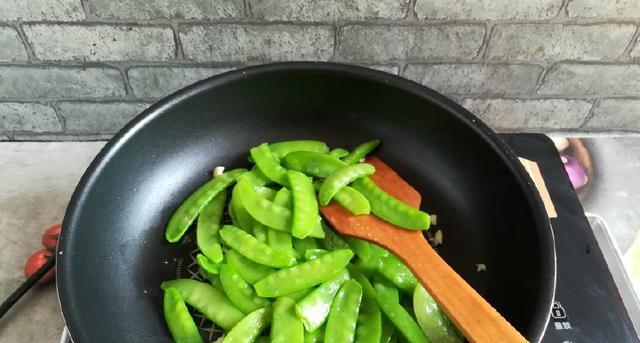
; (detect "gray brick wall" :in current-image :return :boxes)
[1,0,639,140]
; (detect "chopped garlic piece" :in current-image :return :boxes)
[476,263,487,272]
[430,214,438,226]
[433,229,443,246]
[213,166,225,177]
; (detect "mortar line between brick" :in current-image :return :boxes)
[11,22,37,60]
[11,17,640,26]
[331,25,340,61]
[170,24,185,60]
[579,99,600,128]
[534,65,550,93]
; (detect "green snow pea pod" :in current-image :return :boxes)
[228,201,240,230]
[355,244,389,276]
[345,237,372,262]
[270,140,329,158]
[254,249,354,297]
[352,177,430,230]
[342,139,381,165]
[222,307,272,343]
[219,225,295,268]
[163,287,203,343]
[322,224,351,251]
[414,285,463,343]
[283,288,313,301]
[271,297,304,343]
[319,163,375,205]
[196,254,221,275]
[231,183,257,232]
[309,216,326,239]
[333,186,370,215]
[373,275,399,302]
[295,268,350,332]
[196,191,226,263]
[288,170,318,239]
[252,223,268,243]
[237,178,291,232]
[240,167,272,187]
[324,279,363,343]
[329,148,350,159]
[226,249,274,284]
[304,327,325,343]
[377,254,418,295]
[294,237,319,257]
[219,264,270,314]
[282,151,347,178]
[351,271,382,343]
[165,168,246,243]
[374,282,428,343]
[160,279,244,330]
[304,248,329,261]
[268,228,297,259]
[254,186,277,200]
[250,143,289,186]
[272,187,292,207]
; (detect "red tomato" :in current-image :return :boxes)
[42,224,61,251]
[24,249,55,284]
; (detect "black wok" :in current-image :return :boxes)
[58,62,555,342]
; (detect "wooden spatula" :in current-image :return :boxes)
[320,156,528,343]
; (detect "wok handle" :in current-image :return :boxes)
[0,255,56,320]
[392,237,529,343]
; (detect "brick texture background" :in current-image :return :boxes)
[1,0,640,139]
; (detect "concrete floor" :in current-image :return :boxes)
[0,142,104,342]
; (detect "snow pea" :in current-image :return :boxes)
[329,147,350,159]
[352,177,430,230]
[342,139,380,165]
[196,254,221,275]
[241,167,272,187]
[295,268,350,332]
[219,225,296,268]
[252,223,268,243]
[352,272,382,343]
[237,178,291,232]
[196,191,226,263]
[268,228,297,259]
[319,163,375,205]
[333,186,371,215]
[345,237,372,262]
[377,254,418,295]
[272,187,292,207]
[161,279,244,330]
[250,143,289,186]
[288,170,318,239]
[304,327,325,343]
[355,244,389,276]
[271,297,304,343]
[304,248,329,261]
[310,216,326,239]
[373,275,399,303]
[163,287,203,343]
[270,140,329,159]
[254,186,277,200]
[254,249,354,297]
[282,151,347,178]
[219,264,270,314]
[374,282,428,343]
[324,279,363,343]
[283,288,313,301]
[294,237,319,257]
[231,182,259,232]
[222,307,271,343]
[322,224,351,251]
[226,249,274,284]
[413,285,463,343]
[166,168,246,243]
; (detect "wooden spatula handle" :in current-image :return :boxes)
[390,237,528,343]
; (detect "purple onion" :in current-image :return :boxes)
[562,155,588,190]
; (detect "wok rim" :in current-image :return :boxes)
[57,62,556,342]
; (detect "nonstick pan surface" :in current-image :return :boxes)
[58,62,555,342]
